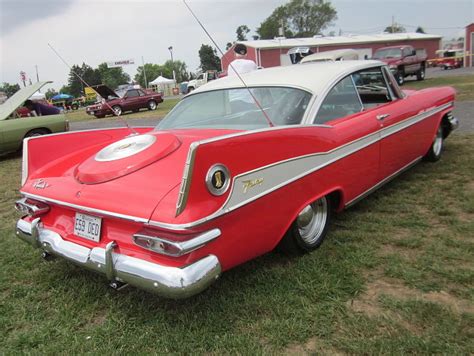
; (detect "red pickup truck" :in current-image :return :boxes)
[373,45,427,85]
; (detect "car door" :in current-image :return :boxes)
[313,74,381,203]
[122,89,141,111]
[361,67,427,179]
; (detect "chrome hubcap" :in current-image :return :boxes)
[150,102,156,109]
[113,107,121,115]
[296,197,328,245]
[433,126,443,156]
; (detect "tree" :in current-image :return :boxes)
[415,26,426,34]
[226,42,233,51]
[256,0,337,39]
[384,23,406,33]
[45,88,58,100]
[67,63,101,97]
[134,60,189,88]
[97,63,130,89]
[0,82,20,97]
[198,44,221,71]
[236,25,250,41]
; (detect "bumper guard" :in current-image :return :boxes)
[16,218,221,299]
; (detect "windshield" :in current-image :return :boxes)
[373,48,402,59]
[156,87,312,130]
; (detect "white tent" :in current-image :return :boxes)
[30,91,46,100]
[149,76,176,96]
[149,76,174,85]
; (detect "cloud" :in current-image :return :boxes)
[0,0,75,36]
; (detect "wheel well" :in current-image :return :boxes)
[24,127,51,137]
[441,113,452,138]
[327,190,344,212]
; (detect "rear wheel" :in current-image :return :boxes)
[278,196,332,254]
[396,69,405,86]
[416,66,425,81]
[424,125,444,162]
[25,128,50,138]
[112,105,122,116]
[147,100,157,110]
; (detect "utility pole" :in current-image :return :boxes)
[141,56,148,89]
[168,46,177,88]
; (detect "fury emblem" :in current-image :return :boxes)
[242,178,264,194]
[33,179,49,189]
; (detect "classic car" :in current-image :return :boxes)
[15,61,458,298]
[372,45,427,85]
[0,81,69,155]
[85,85,163,118]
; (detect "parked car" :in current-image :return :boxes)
[434,49,464,70]
[300,49,359,63]
[86,85,163,118]
[373,45,427,85]
[0,81,68,155]
[15,61,458,298]
[186,70,218,93]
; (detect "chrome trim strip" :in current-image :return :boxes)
[174,124,332,216]
[133,228,221,257]
[15,219,221,299]
[21,137,30,186]
[345,156,422,207]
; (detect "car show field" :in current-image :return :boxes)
[1,70,472,353]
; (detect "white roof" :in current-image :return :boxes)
[240,32,442,50]
[193,60,384,96]
[300,49,359,63]
[149,76,174,85]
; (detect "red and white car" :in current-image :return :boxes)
[15,61,458,298]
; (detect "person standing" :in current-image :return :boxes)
[24,100,61,116]
[227,44,258,77]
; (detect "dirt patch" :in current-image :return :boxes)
[348,277,474,316]
[378,243,420,260]
[283,337,344,356]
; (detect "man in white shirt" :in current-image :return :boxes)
[227,44,258,77]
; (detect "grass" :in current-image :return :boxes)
[404,74,474,101]
[0,132,472,353]
[64,98,180,123]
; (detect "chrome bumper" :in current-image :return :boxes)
[16,218,221,299]
[448,115,459,131]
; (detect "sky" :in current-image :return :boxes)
[1,0,473,91]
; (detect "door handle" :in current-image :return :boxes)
[376,114,390,121]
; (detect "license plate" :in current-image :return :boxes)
[74,213,102,242]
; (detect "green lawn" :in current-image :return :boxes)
[1,133,472,354]
[65,98,180,123]
[405,74,474,101]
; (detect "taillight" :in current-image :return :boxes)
[15,197,50,217]
[133,228,220,257]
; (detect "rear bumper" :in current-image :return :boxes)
[16,218,221,299]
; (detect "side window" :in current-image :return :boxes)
[315,76,362,124]
[403,48,412,57]
[126,90,139,98]
[352,67,391,109]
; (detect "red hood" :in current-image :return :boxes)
[376,58,400,66]
[22,129,238,222]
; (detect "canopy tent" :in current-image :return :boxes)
[149,76,174,85]
[30,91,46,100]
[149,76,176,96]
[52,93,73,101]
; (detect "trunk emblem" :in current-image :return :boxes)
[33,179,49,189]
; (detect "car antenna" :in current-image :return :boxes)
[182,0,274,127]
[47,43,139,136]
